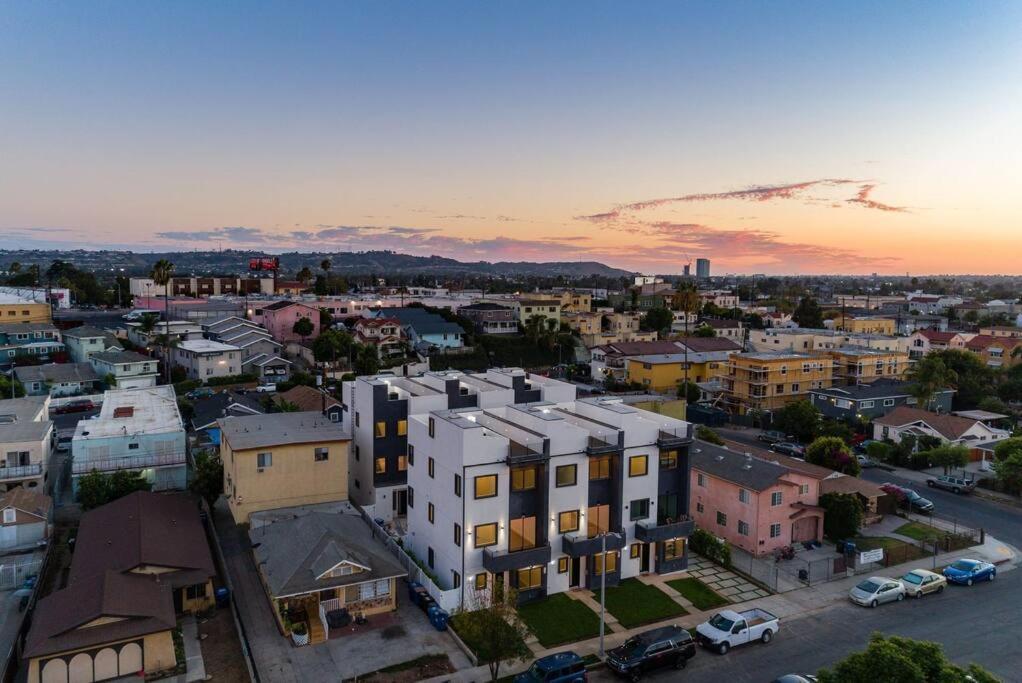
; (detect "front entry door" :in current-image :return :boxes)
[569,557,581,588]
[640,543,650,573]
[394,489,408,517]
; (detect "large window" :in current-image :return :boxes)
[587,504,610,538]
[589,456,611,480]
[474,474,497,499]
[658,493,678,524]
[474,523,498,548]
[663,538,684,561]
[558,510,580,534]
[397,419,408,436]
[509,516,537,552]
[475,573,488,590]
[556,464,577,487]
[628,455,648,477]
[374,457,386,474]
[511,466,537,492]
[517,566,543,590]
[629,498,650,521]
[374,421,387,438]
[592,551,618,575]
[659,450,678,469]
[396,455,407,471]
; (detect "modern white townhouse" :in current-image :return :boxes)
[404,379,694,608]
[341,368,575,524]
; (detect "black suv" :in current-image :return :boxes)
[606,625,696,680]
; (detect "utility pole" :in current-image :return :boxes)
[599,531,607,658]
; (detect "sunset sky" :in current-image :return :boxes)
[2,2,1020,274]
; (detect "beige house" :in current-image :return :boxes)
[172,339,242,380]
[220,412,351,523]
[0,395,52,493]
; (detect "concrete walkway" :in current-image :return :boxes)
[180,615,207,683]
[421,533,1018,683]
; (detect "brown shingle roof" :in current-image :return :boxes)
[676,336,744,353]
[874,406,978,440]
[24,570,175,658]
[917,330,956,343]
[68,491,215,590]
[0,487,51,521]
[820,474,887,499]
[276,385,341,412]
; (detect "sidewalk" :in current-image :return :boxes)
[422,533,1018,683]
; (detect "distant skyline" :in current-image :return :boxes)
[2,2,1020,275]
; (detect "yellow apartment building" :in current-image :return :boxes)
[833,315,896,335]
[723,352,834,414]
[625,351,732,393]
[967,336,1022,369]
[535,290,592,313]
[220,411,351,523]
[513,299,562,327]
[562,311,603,336]
[828,347,911,385]
[979,326,1022,338]
[0,295,51,324]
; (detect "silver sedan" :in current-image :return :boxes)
[849,576,906,607]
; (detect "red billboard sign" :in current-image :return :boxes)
[248,257,279,271]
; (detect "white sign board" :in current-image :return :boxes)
[859,548,884,564]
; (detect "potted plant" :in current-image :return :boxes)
[291,621,309,646]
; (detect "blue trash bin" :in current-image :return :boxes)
[407,581,421,602]
[433,609,449,632]
[215,587,230,608]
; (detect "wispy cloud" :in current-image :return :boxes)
[156,226,268,242]
[845,184,909,213]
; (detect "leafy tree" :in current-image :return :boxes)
[818,419,854,443]
[296,266,314,284]
[693,324,716,337]
[108,470,151,500]
[640,307,673,337]
[925,444,969,475]
[677,381,700,404]
[773,400,821,444]
[453,592,531,681]
[819,492,863,540]
[149,259,175,382]
[906,354,957,411]
[695,425,725,446]
[866,440,891,463]
[312,329,356,364]
[993,449,1022,496]
[190,452,224,507]
[292,316,315,343]
[817,633,1000,683]
[319,307,333,329]
[792,296,823,328]
[806,436,860,475]
[354,343,381,375]
[76,471,110,510]
[927,349,991,410]
[993,437,1022,462]
[977,395,1009,415]
[138,313,159,335]
[0,375,25,398]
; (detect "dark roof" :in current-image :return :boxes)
[60,326,110,339]
[874,406,980,440]
[675,336,744,352]
[720,439,836,480]
[699,318,741,329]
[68,491,216,590]
[89,350,154,365]
[277,385,341,412]
[820,475,887,499]
[459,302,512,311]
[191,391,264,431]
[24,570,175,658]
[15,362,99,384]
[0,487,51,520]
[810,379,951,401]
[251,511,406,597]
[691,441,788,492]
[387,308,464,336]
[596,340,686,356]
[263,300,316,312]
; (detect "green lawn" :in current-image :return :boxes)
[853,536,927,564]
[895,521,941,542]
[592,578,688,629]
[666,577,729,611]
[517,593,601,647]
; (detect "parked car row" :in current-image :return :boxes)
[850,560,995,608]
[880,483,935,513]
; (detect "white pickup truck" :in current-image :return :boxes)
[695,608,780,654]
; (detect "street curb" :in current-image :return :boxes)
[972,488,1022,508]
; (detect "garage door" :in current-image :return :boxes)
[791,516,818,543]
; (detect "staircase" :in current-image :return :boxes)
[307,610,327,645]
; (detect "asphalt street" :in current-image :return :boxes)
[591,570,1022,682]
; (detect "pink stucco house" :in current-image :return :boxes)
[690,442,827,557]
[259,301,320,343]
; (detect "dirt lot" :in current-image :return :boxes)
[198,607,250,683]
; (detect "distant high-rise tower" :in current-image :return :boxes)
[696,258,711,279]
[683,264,691,276]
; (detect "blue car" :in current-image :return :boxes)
[942,559,996,586]
[514,652,587,683]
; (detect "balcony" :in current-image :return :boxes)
[657,425,693,448]
[0,463,43,482]
[586,435,620,456]
[72,452,186,475]
[482,544,552,573]
[561,531,625,557]
[507,441,547,466]
[634,516,695,543]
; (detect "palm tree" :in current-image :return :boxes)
[320,259,332,294]
[9,261,21,275]
[150,259,175,383]
[906,355,957,411]
[673,285,702,395]
[296,267,314,286]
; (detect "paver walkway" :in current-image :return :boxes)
[685,556,770,602]
[564,590,624,633]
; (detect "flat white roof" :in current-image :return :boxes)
[73,385,183,440]
[0,293,36,304]
[177,339,240,353]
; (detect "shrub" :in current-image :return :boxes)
[909,451,932,470]
[690,528,731,568]
[806,436,861,475]
[820,492,864,540]
[695,425,725,446]
[173,379,202,395]
[206,373,258,387]
[866,441,891,463]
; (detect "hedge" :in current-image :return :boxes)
[205,373,258,387]
[690,528,731,568]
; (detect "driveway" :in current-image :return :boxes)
[212,499,470,682]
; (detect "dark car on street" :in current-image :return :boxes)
[606,625,696,681]
[54,399,95,415]
[514,652,587,683]
[757,430,788,444]
[881,483,935,513]
[770,442,805,458]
